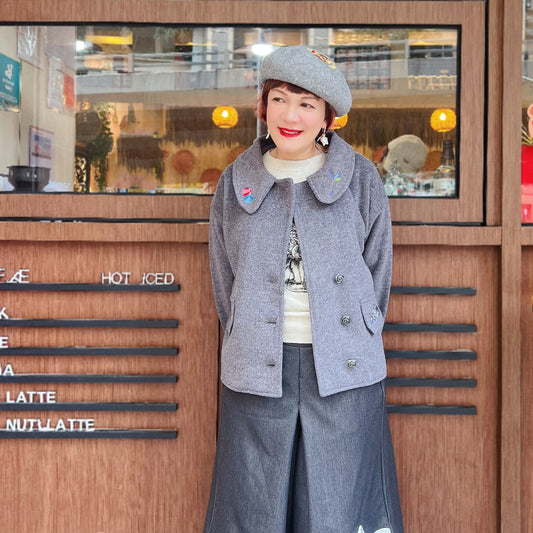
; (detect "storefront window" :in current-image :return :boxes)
[523,1,533,223]
[0,25,457,196]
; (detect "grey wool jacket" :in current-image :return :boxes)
[209,132,393,398]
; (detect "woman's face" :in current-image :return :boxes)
[266,86,327,161]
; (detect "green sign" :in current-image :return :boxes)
[0,53,20,108]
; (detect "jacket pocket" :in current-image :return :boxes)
[360,297,384,335]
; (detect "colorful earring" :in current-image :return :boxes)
[318,128,329,147]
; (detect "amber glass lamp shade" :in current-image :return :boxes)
[430,108,456,133]
[332,114,348,130]
[212,106,238,129]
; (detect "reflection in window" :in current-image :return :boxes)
[0,25,457,196]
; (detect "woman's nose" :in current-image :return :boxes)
[283,104,300,122]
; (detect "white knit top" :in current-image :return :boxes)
[263,150,327,343]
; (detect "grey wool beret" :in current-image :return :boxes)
[260,45,352,117]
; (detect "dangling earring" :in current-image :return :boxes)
[318,128,329,147]
[266,131,270,140]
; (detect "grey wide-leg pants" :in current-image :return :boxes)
[203,343,403,533]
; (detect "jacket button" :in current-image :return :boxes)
[346,359,357,369]
[340,315,351,326]
[334,273,344,284]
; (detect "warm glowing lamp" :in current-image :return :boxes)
[333,114,348,130]
[430,108,456,133]
[212,106,238,129]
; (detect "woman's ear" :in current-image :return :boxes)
[325,114,335,131]
[323,104,336,131]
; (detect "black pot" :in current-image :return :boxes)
[8,166,50,192]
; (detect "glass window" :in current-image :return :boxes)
[0,24,458,196]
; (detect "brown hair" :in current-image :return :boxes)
[258,79,336,130]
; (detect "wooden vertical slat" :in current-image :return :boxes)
[501,0,523,531]
[486,0,504,226]
[521,248,533,533]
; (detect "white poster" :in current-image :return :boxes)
[47,56,64,111]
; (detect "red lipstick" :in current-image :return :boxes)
[278,128,301,137]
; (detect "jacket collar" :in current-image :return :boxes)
[232,132,355,214]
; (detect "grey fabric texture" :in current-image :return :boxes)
[260,45,353,116]
[209,133,393,398]
[203,344,403,533]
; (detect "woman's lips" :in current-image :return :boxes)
[278,128,302,137]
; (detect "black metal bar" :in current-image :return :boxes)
[0,374,178,384]
[0,319,178,328]
[384,322,477,333]
[386,404,477,415]
[0,402,177,412]
[385,377,477,388]
[390,286,476,296]
[0,283,180,292]
[385,350,477,360]
[0,429,177,439]
[0,347,178,356]
[0,284,466,296]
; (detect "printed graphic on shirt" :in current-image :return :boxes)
[285,222,307,292]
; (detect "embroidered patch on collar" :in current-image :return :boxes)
[328,170,341,182]
[242,187,253,203]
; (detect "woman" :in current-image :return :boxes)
[204,45,403,533]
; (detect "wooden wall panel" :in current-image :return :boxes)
[0,241,219,533]
[0,0,483,26]
[0,0,513,530]
[386,245,499,533]
[0,194,213,222]
[0,221,210,244]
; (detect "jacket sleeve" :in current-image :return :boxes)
[363,176,393,318]
[208,175,235,331]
